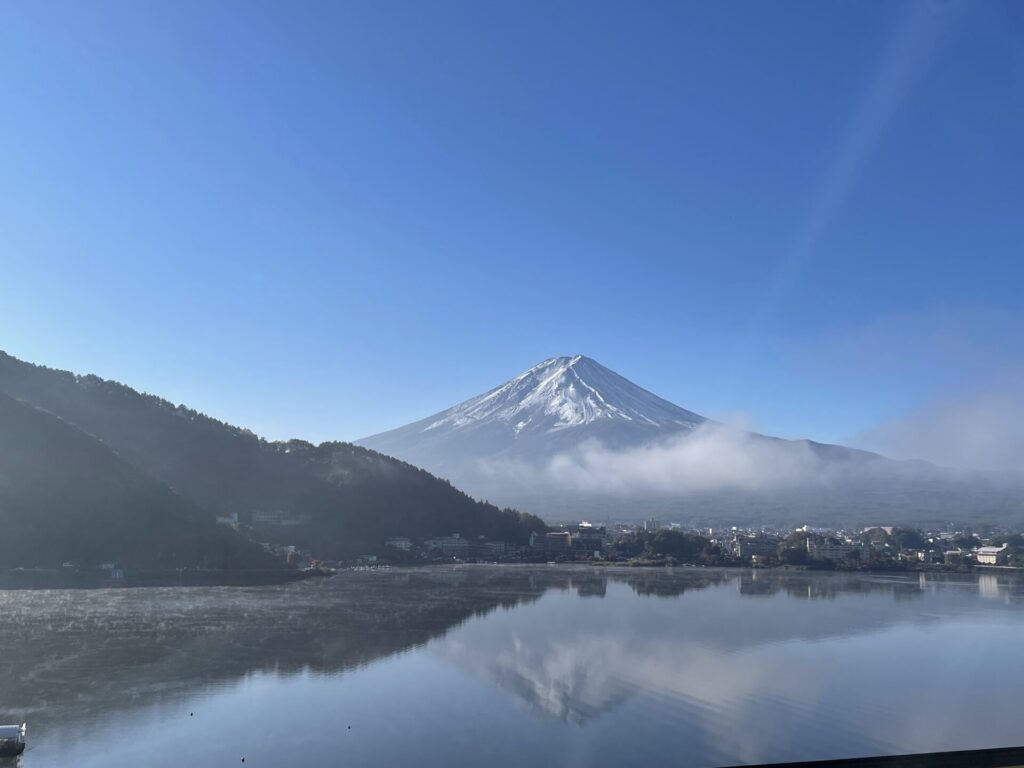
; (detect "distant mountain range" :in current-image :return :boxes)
[359,356,1024,526]
[0,351,545,568]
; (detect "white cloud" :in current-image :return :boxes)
[540,422,832,494]
[856,389,1024,473]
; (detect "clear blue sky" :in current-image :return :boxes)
[1,0,1021,452]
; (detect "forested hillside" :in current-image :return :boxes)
[0,391,273,569]
[0,352,546,560]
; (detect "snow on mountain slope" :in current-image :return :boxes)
[356,356,706,470]
[421,355,705,436]
[356,355,1021,523]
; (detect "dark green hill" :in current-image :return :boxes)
[0,352,546,559]
[0,391,273,569]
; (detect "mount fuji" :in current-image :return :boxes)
[358,355,856,463]
[359,356,708,472]
[358,356,1020,525]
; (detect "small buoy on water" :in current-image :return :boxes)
[189,712,193,717]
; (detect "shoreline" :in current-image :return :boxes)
[363,559,1024,577]
[4,560,1021,590]
[0,567,333,590]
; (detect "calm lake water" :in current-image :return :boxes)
[2,566,1024,767]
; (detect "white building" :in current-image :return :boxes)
[976,544,1008,565]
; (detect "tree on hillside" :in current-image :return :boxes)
[778,530,810,565]
[892,528,925,550]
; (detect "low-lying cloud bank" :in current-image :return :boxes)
[855,389,1024,474]
[545,423,830,493]
[474,391,1024,499]
[479,422,839,495]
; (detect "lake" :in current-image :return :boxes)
[2,566,1023,767]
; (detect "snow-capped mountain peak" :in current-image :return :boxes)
[421,355,704,436]
[356,355,708,485]
[353,356,1003,526]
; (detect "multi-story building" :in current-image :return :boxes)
[483,540,506,556]
[565,522,607,551]
[544,531,572,554]
[734,536,779,559]
[976,545,1008,565]
[806,537,861,562]
[423,534,470,556]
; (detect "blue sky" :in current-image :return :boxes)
[1,0,1022,457]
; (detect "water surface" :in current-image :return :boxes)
[3,566,1023,767]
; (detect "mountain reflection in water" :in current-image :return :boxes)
[2,566,1023,768]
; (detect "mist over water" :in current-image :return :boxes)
[4,566,1024,768]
